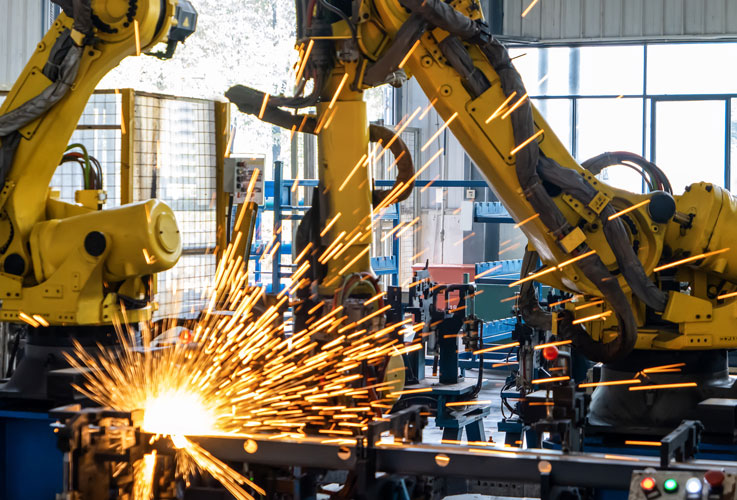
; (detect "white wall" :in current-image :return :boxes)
[503,0,737,43]
[0,0,44,90]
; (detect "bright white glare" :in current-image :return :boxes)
[142,391,216,437]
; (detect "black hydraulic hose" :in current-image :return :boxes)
[400,0,640,362]
[582,151,673,195]
[536,157,668,312]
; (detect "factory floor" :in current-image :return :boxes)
[422,367,508,445]
[424,368,509,500]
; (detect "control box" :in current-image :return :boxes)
[630,469,736,500]
[224,156,264,205]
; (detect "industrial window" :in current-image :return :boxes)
[512,42,737,195]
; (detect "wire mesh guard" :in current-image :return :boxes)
[0,90,221,320]
[58,91,123,207]
[133,94,218,319]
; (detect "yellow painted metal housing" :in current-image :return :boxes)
[0,1,182,325]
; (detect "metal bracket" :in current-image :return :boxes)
[660,420,703,468]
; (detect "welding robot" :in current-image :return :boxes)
[228,0,737,432]
[0,0,197,403]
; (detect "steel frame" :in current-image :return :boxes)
[189,433,737,493]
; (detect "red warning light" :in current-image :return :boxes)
[542,345,559,361]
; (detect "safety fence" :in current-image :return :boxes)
[0,89,227,319]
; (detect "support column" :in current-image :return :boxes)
[316,68,372,293]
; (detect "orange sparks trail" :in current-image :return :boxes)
[502,93,529,120]
[548,296,580,307]
[521,0,541,17]
[531,376,570,385]
[534,340,572,350]
[258,93,270,120]
[557,250,597,270]
[629,382,698,391]
[474,341,520,355]
[578,379,641,388]
[514,213,540,229]
[133,20,141,56]
[572,310,612,325]
[642,362,686,373]
[65,228,414,498]
[328,73,350,109]
[294,39,315,84]
[446,400,492,407]
[510,129,544,156]
[508,266,556,288]
[625,440,662,447]
[486,91,517,123]
[421,113,459,152]
[475,264,502,280]
[608,199,651,221]
[453,232,475,246]
[338,154,368,192]
[320,212,342,237]
[420,97,438,120]
[653,248,730,272]
[398,39,422,69]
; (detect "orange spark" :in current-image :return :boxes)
[521,0,541,17]
[534,340,572,350]
[654,248,730,272]
[419,97,438,120]
[510,129,544,156]
[133,20,141,56]
[485,91,518,124]
[338,154,368,192]
[258,93,270,120]
[320,213,342,238]
[501,93,529,120]
[398,39,422,69]
[578,379,641,388]
[445,400,491,407]
[475,264,502,280]
[328,73,350,109]
[608,199,651,221]
[571,310,612,325]
[421,112,459,152]
[453,231,475,246]
[474,341,520,355]
[557,250,597,270]
[629,382,698,391]
[508,266,557,288]
[531,376,570,384]
[625,440,661,447]
[514,213,540,229]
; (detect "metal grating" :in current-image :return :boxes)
[132,93,218,318]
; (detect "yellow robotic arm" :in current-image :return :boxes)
[0,0,195,325]
[232,0,737,362]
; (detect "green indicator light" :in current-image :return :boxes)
[664,478,678,492]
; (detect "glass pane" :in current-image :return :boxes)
[647,43,737,95]
[578,46,644,96]
[508,47,572,96]
[533,98,572,151]
[654,100,725,194]
[576,98,644,193]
